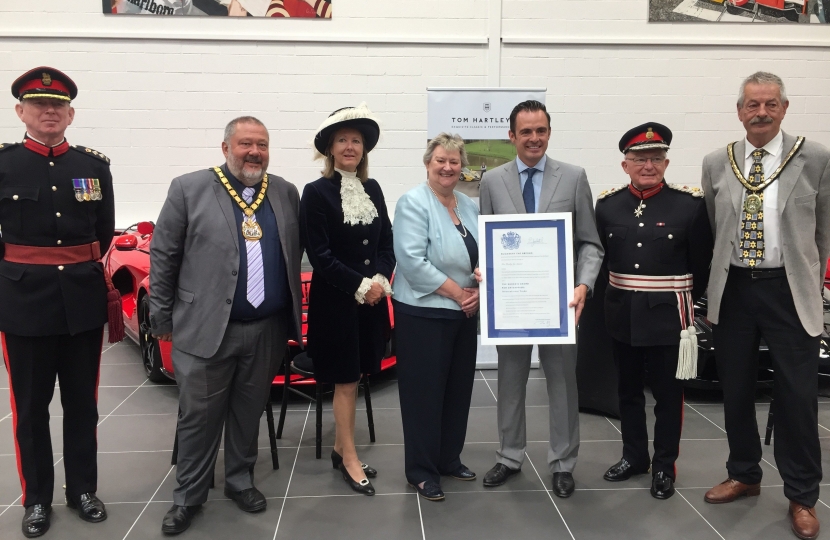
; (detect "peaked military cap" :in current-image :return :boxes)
[11,66,78,102]
[619,122,672,153]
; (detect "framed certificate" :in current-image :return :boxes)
[479,213,576,345]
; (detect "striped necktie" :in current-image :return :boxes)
[242,187,265,308]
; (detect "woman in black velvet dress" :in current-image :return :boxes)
[300,104,394,495]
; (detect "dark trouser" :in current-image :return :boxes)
[1,327,104,507]
[171,313,287,506]
[395,311,478,485]
[713,267,822,507]
[612,339,684,479]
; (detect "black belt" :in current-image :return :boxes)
[729,266,787,280]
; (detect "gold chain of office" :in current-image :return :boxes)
[213,166,268,241]
[726,136,804,193]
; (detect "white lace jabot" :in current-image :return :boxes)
[336,168,378,226]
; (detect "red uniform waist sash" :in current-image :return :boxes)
[3,242,101,265]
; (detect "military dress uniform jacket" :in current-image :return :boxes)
[0,140,115,336]
[596,183,713,347]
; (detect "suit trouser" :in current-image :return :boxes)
[395,311,478,485]
[713,268,822,507]
[1,327,104,507]
[496,343,579,473]
[171,312,287,506]
[612,339,683,479]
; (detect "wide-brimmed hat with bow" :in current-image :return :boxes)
[313,103,381,157]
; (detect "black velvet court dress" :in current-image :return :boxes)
[299,171,395,384]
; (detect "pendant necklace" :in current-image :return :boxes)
[427,182,467,237]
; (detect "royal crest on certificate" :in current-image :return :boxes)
[479,214,576,345]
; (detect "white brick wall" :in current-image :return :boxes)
[0,0,829,225]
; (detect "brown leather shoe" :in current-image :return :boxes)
[789,501,820,540]
[704,478,761,504]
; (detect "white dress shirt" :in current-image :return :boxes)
[731,130,784,268]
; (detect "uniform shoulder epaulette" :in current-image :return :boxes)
[667,183,704,198]
[71,145,111,165]
[597,184,628,200]
[0,142,19,153]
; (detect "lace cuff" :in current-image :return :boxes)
[371,274,393,296]
[354,277,373,304]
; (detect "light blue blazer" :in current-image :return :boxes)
[392,182,480,311]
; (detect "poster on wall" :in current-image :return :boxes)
[103,0,331,17]
[426,88,546,201]
[650,0,829,22]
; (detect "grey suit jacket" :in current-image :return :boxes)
[479,156,604,291]
[701,131,830,337]
[149,167,303,358]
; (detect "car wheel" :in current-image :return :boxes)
[138,295,166,383]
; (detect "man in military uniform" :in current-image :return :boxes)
[0,67,115,537]
[595,122,713,500]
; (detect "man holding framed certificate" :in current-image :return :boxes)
[479,100,604,497]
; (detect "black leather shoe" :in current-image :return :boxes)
[339,464,375,496]
[651,472,675,500]
[552,472,575,498]
[603,458,649,482]
[65,492,107,523]
[410,481,445,501]
[482,463,520,487]
[161,505,200,535]
[22,505,51,538]
[331,450,377,478]
[445,464,476,481]
[224,486,266,512]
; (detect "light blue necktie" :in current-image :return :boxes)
[242,187,265,308]
[523,168,537,213]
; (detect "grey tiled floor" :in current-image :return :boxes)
[2,338,830,539]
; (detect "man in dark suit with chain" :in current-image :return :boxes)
[0,67,115,538]
[596,122,713,500]
[701,72,830,540]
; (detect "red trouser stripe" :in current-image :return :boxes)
[1,332,27,506]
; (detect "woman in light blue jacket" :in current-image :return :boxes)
[393,133,480,502]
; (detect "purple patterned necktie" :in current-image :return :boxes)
[242,187,265,308]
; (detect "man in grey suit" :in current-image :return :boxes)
[149,116,302,535]
[479,100,604,497]
[701,72,829,540]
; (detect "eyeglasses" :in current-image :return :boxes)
[626,157,666,166]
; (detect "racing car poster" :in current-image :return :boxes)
[426,88,546,201]
[650,0,829,23]
[104,0,332,18]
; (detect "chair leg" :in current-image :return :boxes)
[172,409,179,466]
[316,383,323,459]
[265,402,280,470]
[276,350,291,439]
[363,376,375,443]
[764,397,774,446]
[277,376,290,440]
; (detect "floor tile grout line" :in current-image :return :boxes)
[0,495,21,517]
[479,370,575,540]
[685,403,727,434]
[524,453,576,540]
[819,423,830,433]
[605,416,622,435]
[676,490,726,540]
[98,378,150,427]
[272,402,311,540]
[415,486,426,540]
[122,464,175,540]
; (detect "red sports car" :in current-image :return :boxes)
[104,222,396,385]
